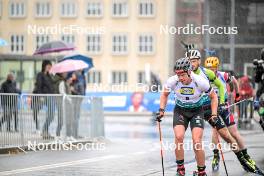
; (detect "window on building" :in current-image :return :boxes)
[138,71,147,84]
[9,0,26,18]
[112,34,128,55]
[138,34,154,55]
[112,0,128,18]
[86,0,103,17]
[35,1,51,18]
[61,34,75,44]
[60,0,77,18]
[35,35,50,49]
[87,34,102,54]
[247,3,264,24]
[87,71,101,84]
[0,0,2,17]
[138,0,155,17]
[112,71,127,84]
[10,34,25,53]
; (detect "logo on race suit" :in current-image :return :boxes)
[196,119,201,126]
[215,116,225,126]
[179,87,195,95]
[179,114,184,122]
[195,116,202,126]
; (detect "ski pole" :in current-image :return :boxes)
[227,97,254,109]
[216,132,229,176]
[157,121,165,176]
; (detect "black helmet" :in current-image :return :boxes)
[174,57,191,72]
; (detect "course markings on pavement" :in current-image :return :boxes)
[0,148,158,176]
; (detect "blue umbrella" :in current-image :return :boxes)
[0,38,8,46]
[62,53,94,72]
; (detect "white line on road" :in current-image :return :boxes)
[0,148,155,176]
[149,148,158,152]
[0,155,123,176]
[131,151,147,155]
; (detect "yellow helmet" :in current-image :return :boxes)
[204,56,219,68]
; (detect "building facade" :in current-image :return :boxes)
[0,0,176,92]
[205,0,264,76]
[175,0,203,60]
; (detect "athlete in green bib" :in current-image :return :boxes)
[156,57,259,176]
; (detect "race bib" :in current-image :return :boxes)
[179,87,195,95]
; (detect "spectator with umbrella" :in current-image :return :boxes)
[69,72,85,139]
[62,52,94,95]
[59,53,93,139]
[50,59,90,140]
[33,40,75,139]
[32,60,55,139]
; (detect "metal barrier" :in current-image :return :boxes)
[226,94,254,129]
[238,99,254,129]
[0,93,104,149]
[0,93,20,149]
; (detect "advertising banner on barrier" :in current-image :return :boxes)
[86,92,175,112]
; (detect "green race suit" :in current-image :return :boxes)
[193,67,225,104]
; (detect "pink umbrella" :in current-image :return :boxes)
[50,60,88,74]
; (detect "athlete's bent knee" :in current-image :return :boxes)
[208,115,226,130]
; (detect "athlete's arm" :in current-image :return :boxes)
[209,90,218,116]
[160,88,170,110]
[231,76,240,93]
[206,69,225,104]
[158,88,170,117]
[200,80,218,115]
[159,76,175,116]
[224,72,240,93]
[196,74,218,115]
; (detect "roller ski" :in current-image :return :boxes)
[212,152,220,172]
[239,155,264,175]
[193,170,207,176]
[255,167,264,176]
[176,165,185,176]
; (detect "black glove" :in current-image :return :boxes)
[156,108,165,122]
[254,100,260,110]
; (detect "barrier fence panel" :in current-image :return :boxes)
[0,93,104,149]
[65,95,92,140]
[238,99,254,129]
[20,94,64,145]
[90,97,104,138]
[0,93,21,149]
